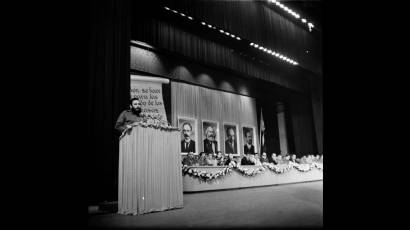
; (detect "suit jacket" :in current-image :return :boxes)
[244,144,255,155]
[225,139,237,154]
[240,157,254,165]
[181,139,195,153]
[204,139,218,153]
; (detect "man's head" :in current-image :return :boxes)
[245,131,253,145]
[228,153,234,160]
[187,152,194,158]
[182,122,193,141]
[261,152,267,159]
[205,126,215,141]
[199,152,205,158]
[207,152,214,159]
[291,154,296,160]
[217,151,222,158]
[271,153,277,158]
[129,98,142,115]
[227,127,235,142]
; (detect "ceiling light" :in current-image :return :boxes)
[164,7,170,10]
[188,16,193,20]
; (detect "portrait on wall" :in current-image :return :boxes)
[178,117,198,155]
[242,126,257,155]
[202,120,220,154]
[223,123,240,156]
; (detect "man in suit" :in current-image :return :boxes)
[225,127,237,154]
[203,126,218,153]
[181,122,195,153]
[244,131,255,155]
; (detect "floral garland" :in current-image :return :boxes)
[182,161,323,181]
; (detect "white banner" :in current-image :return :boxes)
[130,75,168,121]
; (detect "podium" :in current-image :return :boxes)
[118,124,183,215]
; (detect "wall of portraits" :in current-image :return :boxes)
[171,81,259,157]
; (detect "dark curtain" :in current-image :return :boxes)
[256,97,281,156]
[87,0,131,204]
[131,0,313,93]
[287,92,318,156]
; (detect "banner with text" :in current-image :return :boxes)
[130,76,168,122]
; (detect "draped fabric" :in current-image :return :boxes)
[118,126,183,215]
[131,1,314,92]
[87,0,131,204]
[171,81,259,156]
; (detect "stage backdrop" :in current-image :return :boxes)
[171,81,259,157]
[130,74,169,121]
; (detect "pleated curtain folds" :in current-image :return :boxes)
[118,126,183,215]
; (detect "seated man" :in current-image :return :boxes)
[270,153,278,165]
[182,152,197,166]
[240,153,254,165]
[205,152,217,166]
[225,153,237,166]
[260,152,269,164]
[252,154,262,166]
[290,154,297,163]
[197,152,207,166]
[216,151,225,166]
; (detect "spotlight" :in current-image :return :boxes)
[259,46,263,50]
[219,29,224,33]
[164,6,170,11]
[208,24,212,28]
[295,14,300,19]
[225,32,230,35]
[236,37,241,40]
[172,10,178,13]
[250,43,254,46]
[254,44,259,48]
[201,22,206,25]
[302,18,307,23]
[180,13,185,17]
[188,16,193,20]
[268,50,272,54]
[230,34,235,38]
[275,53,279,57]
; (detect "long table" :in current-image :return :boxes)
[183,165,323,192]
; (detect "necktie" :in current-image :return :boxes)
[185,142,188,150]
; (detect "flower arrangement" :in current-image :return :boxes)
[133,113,180,131]
[182,161,323,182]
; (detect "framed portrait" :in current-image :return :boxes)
[178,117,198,155]
[223,122,240,156]
[202,120,220,153]
[242,125,257,155]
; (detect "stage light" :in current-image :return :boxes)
[164,6,170,10]
[180,13,185,17]
[250,43,254,46]
[254,44,259,48]
[302,18,307,23]
[208,24,212,28]
[268,50,272,54]
[225,32,230,36]
[188,16,193,20]
[230,34,235,38]
[172,10,178,13]
[219,29,224,33]
[259,46,263,50]
[201,22,206,25]
[236,37,241,40]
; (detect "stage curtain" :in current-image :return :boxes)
[171,81,259,156]
[87,0,131,204]
[118,126,183,215]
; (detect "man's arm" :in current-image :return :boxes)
[115,111,127,132]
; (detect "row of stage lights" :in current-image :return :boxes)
[268,0,314,32]
[164,5,298,66]
[249,43,298,65]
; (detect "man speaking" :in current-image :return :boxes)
[115,98,143,133]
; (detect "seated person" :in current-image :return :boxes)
[282,155,291,163]
[224,153,237,166]
[270,153,278,165]
[216,151,225,166]
[197,152,207,166]
[252,154,262,166]
[205,152,217,166]
[182,152,198,166]
[260,152,269,164]
[299,155,308,164]
[290,154,297,163]
[240,153,254,165]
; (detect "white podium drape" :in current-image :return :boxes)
[118,126,183,215]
